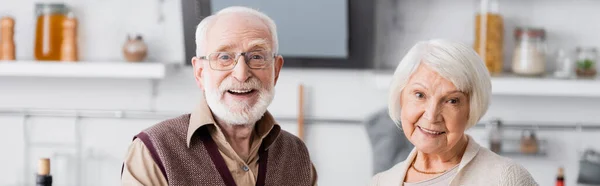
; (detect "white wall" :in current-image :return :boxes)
[2,0,600,186]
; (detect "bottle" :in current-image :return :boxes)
[474,0,504,75]
[60,13,78,62]
[487,119,503,153]
[556,167,564,186]
[0,16,16,60]
[36,158,52,186]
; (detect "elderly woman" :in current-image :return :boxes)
[369,39,538,186]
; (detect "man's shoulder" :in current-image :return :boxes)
[137,113,191,140]
[272,129,309,152]
[277,130,303,142]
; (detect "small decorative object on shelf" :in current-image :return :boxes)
[520,129,539,154]
[0,16,15,60]
[60,12,78,62]
[123,34,148,62]
[575,46,597,78]
[487,119,503,154]
[36,158,52,186]
[553,48,574,79]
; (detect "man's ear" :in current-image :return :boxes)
[191,57,205,90]
[273,55,284,86]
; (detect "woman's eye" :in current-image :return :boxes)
[415,92,424,99]
[448,98,459,104]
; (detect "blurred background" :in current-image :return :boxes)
[1,0,600,185]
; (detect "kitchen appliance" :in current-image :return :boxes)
[577,149,600,185]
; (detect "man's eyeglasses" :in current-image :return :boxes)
[198,51,276,71]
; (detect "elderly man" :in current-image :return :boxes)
[121,6,317,186]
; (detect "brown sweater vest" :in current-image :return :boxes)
[134,114,313,186]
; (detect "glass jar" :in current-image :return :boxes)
[512,27,547,76]
[34,3,70,61]
[575,47,597,78]
[474,0,504,75]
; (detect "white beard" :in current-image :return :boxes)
[204,76,274,126]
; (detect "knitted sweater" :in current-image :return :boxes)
[369,135,538,186]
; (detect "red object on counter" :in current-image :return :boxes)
[556,167,565,186]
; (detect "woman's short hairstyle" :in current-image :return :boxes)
[388,39,492,129]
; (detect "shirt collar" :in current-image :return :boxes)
[186,96,280,148]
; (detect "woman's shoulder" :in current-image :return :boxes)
[369,161,409,186]
[472,147,523,168]
[466,147,538,185]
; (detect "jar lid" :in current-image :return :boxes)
[514,27,546,40]
[35,3,69,15]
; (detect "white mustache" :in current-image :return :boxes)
[218,77,263,93]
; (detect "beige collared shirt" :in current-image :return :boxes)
[121,99,318,186]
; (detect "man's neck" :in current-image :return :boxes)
[215,120,255,160]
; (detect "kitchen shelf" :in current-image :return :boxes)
[499,151,547,157]
[0,60,180,79]
[373,73,600,97]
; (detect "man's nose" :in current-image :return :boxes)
[231,55,251,82]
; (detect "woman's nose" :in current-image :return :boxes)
[423,101,442,122]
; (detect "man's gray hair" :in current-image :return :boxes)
[388,39,492,129]
[194,6,279,56]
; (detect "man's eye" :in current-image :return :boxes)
[250,55,264,60]
[219,55,231,60]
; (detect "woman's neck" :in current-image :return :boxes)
[414,135,469,171]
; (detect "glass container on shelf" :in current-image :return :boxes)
[475,0,504,75]
[575,47,597,78]
[520,130,539,154]
[553,49,574,79]
[35,3,70,61]
[511,27,547,76]
[487,119,503,153]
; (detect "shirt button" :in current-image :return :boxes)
[241,165,249,172]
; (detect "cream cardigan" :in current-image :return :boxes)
[369,135,539,186]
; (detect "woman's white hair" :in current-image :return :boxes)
[194,6,279,56]
[388,39,492,129]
